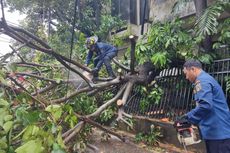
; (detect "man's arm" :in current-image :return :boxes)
[186,82,213,124]
[85,51,93,65]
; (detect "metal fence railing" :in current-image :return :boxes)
[124,58,230,121]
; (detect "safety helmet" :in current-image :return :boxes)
[86,36,98,49]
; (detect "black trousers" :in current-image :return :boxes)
[205,138,230,153]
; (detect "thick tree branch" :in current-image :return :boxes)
[82,117,125,142]
[31,83,57,96]
[129,35,137,74]
[0,21,91,73]
[8,77,47,108]
[87,85,126,118]
[51,86,91,103]
[63,121,85,144]
[9,72,59,84]
[112,58,131,72]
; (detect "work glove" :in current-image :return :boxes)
[174,115,191,129]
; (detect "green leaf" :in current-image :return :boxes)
[55,78,62,84]
[4,115,13,122]
[0,76,7,86]
[57,131,65,149]
[0,99,9,108]
[15,139,44,153]
[3,121,13,133]
[0,139,7,149]
[0,108,8,127]
[0,150,6,153]
[51,143,66,153]
[22,125,40,141]
[45,105,63,121]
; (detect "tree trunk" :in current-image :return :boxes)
[194,0,212,52]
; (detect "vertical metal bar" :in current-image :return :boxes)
[152,72,165,117]
[221,60,224,87]
[163,68,175,119]
[156,69,171,118]
[170,68,181,119]
[154,69,168,118]
[176,76,187,116]
[181,79,188,115]
[226,60,230,99]
[184,80,192,116]
[226,59,230,107]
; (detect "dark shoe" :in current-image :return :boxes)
[91,68,99,76]
[92,77,99,82]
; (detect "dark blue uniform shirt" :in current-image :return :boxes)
[187,71,230,140]
[85,42,117,66]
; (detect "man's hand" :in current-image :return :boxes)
[174,115,191,129]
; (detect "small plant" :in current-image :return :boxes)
[135,124,163,146]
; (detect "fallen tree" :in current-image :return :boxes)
[0,3,163,151]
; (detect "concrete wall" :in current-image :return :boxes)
[118,116,206,153]
[121,0,196,38]
[149,0,195,22]
[115,0,225,38]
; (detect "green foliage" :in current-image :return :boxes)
[136,19,195,66]
[99,107,114,123]
[213,18,230,51]
[139,86,163,112]
[0,98,13,153]
[111,33,129,47]
[195,0,230,37]
[199,53,215,64]
[45,104,63,121]
[95,15,125,40]
[15,139,44,153]
[151,52,168,68]
[0,72,69,152]
[73,94,97,115]
[135,124,162,146]
[63,105,78,129]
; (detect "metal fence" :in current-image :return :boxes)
[124,58,230,121]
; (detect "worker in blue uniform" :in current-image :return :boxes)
[176,59,230,153]
[85,36,117,79]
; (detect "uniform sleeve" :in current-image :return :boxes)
[85,50,93,65]
[187,81,213,125]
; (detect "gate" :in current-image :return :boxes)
[124,58,230,120]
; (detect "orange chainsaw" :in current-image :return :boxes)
[175,122,201,146]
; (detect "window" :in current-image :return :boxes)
[112,0,149,25]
